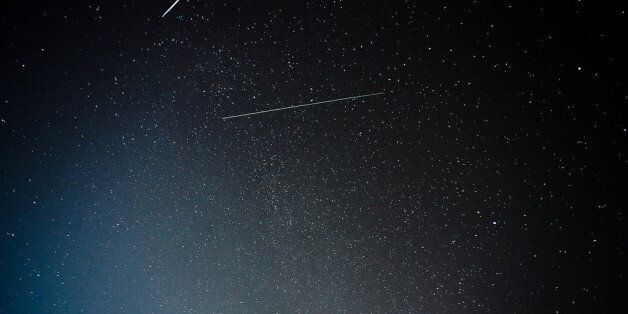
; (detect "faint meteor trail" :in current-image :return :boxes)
[222,92,385,120]
[162,0,181,17]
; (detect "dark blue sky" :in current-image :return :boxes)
[1,1,626,312]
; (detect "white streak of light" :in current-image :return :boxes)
[222,92,385,120]
[162,0,181,17]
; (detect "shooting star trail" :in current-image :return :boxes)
[222,92,385,120]
[162,0,181,17]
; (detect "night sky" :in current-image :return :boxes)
[1,1,626,312]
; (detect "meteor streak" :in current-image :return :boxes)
[222,92,385,120]
[162,0,181,17]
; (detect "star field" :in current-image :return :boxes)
[1,1,626,312]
